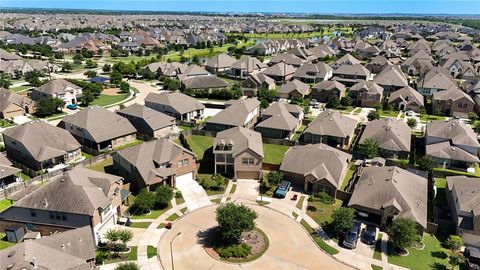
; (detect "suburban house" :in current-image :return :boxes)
[293,62,333,83]
[58,106,137,152]
[279,143,352,197]
[204,53,237,73]
[0,226,96,270]
[0,167,124,244]
[145,92,205,122]
[331,53,361,69]
[176,65,229,90]
[311,80,346,103]
[425,119,480,170]
[2,121,82,171]
[348,166,427,232]
[332,64,372,86]
[31,79,82,106]
[358,118,411,158]
[303,110,358,149]
[112,139,196,192]
[431,88,475,118]
[417,67,458,96]
[373,65,409,94]
[241,73,276,97]
[270,53,305,67]
[366,55,392,73]
[204,99,260,132]
[446,176,480,248]
[0,152,21,187]
[229,56,267,78]
[349,81,384,107]
[117,104,177,139]
[278,79,310,100]
[0,88,36,119]
[388,86,425,112]
[213,127,264,179]
[256,102,303,139]
[261,62,297,83]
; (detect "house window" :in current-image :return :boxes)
[242,158,255,165]
[49,211,55,219]
[61,213,67,221]
[177,159,189,167]
[458,102,467,108]
[30,210,36,217]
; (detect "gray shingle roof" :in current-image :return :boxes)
[117,104,175,130]
[214,127,264,158]
[35,79,81,95]
[304,110,358,138]
[0,88,34,113]
[388,86,424,107]
[447,176,480,215]
[207,98,260,127]
[278,79,310,96]
[348,166,427,228]
[359,118,411,152]
[145,92,205,115]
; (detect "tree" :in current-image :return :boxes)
[118,229,133,247]
[25,71,43,87]
[267,171,283,185]
[115,262,140,270]
[128,189,155,215]
[330,207,355,236]
[35,98,65,117]
[0,75,11,89]
[84,70,97,78]
[388,218,418,250]
[119,81,130,93]
[110,70,123,85]
[446,235,463,252]
[417,156,435,171]
[85,59,98,68]
[340,96,352,107]
[212,174,225,189]
[326,96,340,109]
[474,122,480,134]
[367,110,380,121]
[163,78,180,91]
[80,90,95,105]
[62,61,73,72]
[216,202,257,244]
[155,186,173,209]
[407,118,417,128]
[468,112,479,123]
[73,53,84,65]
[102,63,112,73]
[359,138,379,159]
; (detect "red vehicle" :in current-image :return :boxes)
[165,222,173,229]
[291,194,298,201]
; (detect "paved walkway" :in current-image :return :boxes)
[175,174,211,211]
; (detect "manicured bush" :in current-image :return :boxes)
[115,262,140,270]
[215,243,251,258]
[155,186,174,208]
[313,192,335,205]
[128,189,155,215]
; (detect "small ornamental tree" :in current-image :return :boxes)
[110,70,123,85]
[330,207,355,236]
[216,202,257,244]
[102,63,112,73]
[407,118,417,128]
[388,218,418,250]
[359,138,379,159]
[326,96,340,109]
[367,110,380,121]
[446,235,463,252]
[267,171,283,185]
[0,75,11,89]
[119,81,130,93]
[155,186,174,209]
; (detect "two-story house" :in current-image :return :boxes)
[204,99,260,132]
[31,79,82,106]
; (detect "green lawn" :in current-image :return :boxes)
[0,233,15,250]
[113,139,144,151]
[129,222,151,229]
[292,125,306,141]
[340,164,356,191]
[387,234,450,270]
[229,183,237,194]
[130,205,172,220]
[166,213,179,222]
[433,166,480,178]
[420,114,445,122]
[295,196,305,210]
[163,40,255,62]
[337,106,355,113]
[306,199,343,226]
[184,135,213,160]
[371,265,382,270]
[90,93,130,107]
[300,219,339,255]
[147,245,157,259]
[379,110,399,118]
[87,157,113,173]
[9,85,31,92]
[0,119,15,128]
[435,178,447,208]
[0,199,12,213]
[373,233,383,261]
[263,143,290,165]
[102,246,138,263]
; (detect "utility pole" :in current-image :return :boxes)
[170,232,182,270]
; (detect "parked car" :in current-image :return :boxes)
[406,110,415,117]
[309,99,318,106]
[362,224,377,245]
[343,221,361,249]
[66,104,77,110]
[465,247,480,270]
[274,181,291,198]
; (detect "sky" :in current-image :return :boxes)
[0,0,479,15]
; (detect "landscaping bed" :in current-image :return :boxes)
[204,227,269,263]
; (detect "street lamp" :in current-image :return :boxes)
[170,232,182,270]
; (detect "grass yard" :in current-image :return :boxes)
[263,143,290,165]
[113,139,144,151]
[102,246,138,263]
[292,124,306,141]
[387,234,450,270]
[0,119,15,128]
[373,233,383,261]
[379,110,399,118]
[371,265,382,270]
[90,93,130,107]
[9,85,31,92]
[420,114,445,122]
[211,198,222,204]
[87,157,113,173]
[0,199,12,213]
[175,195,185,206]
[300,219,339,255]
[295,196,305,210]
[129,222,151,229]
[147,245,157,259]
[306,199,343,226]
[340,164,356,191]
[184,135,213,160]
[337,106,355,113]
[229,183,237,194]
[130,205,172,220]
[435,178,447,208]
[0,233,15,250]
[166,213,179,222]
[433,166,480,178]
[352,107,362,115]
[163,40,255,62]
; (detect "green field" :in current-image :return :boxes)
[90,93,130,107]
[262,143,290,165]
[184,135,214,160]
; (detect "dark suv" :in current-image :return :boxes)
[362,224,377,245]
[343,221,361,249]
[465,247,480,270]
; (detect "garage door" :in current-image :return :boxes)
[237,171,259,180]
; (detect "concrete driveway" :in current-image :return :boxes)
[232,179,259,203]
[158,204,351,270]
[175,173,211,211]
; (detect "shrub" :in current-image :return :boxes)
[407,118,417,128]
[155,186,174,208]
[330,207,355,236]
[216,202,257,244]
[446,235,463,252]
[313,192,335,205]
[115,262,140,270]
[267,171,283,185]
[388,218,418,249]
[367,110,380,121]
[128,189,155,215]
[95,249,109,264]
[175,190,183,198]
[215,243,251,258]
